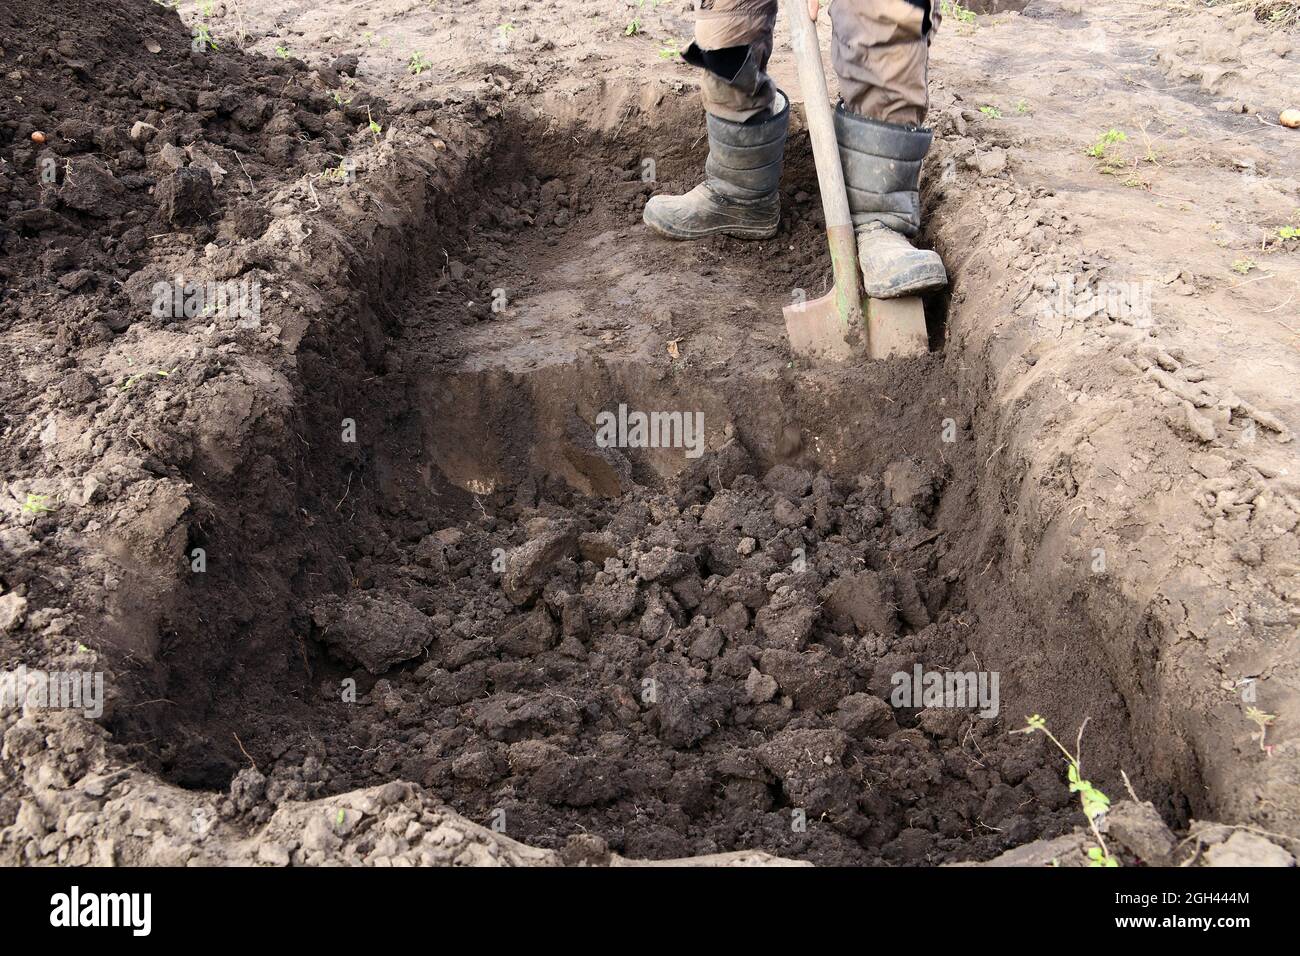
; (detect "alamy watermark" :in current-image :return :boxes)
[1039,273,1152,326]
[890,664,1000,718]
[50,886,151,936]
[151,276,262,325]
[1,666,104,719]
[595,403,705,459]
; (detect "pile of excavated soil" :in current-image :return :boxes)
[0,0,374,293]
[0,0,383,677]
[0,0,412,858]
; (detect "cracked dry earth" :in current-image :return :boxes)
[1,0,1299,867]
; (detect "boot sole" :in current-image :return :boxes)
[863,274,948,298]
[643,215,779,242]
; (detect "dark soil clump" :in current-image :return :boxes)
[202,449,1083,866]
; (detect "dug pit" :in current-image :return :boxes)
[106,97,1178,866]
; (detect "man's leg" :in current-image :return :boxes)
[643,0,789,240]
[689,0,779,123]
[830,0,947,297]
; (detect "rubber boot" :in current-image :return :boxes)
[643,93,788,240]
[834,105,947,298]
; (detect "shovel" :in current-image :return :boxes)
[782,2,929,361]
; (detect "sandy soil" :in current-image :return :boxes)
[1,0,1297,866]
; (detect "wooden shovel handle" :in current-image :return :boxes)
[785,3,863,338]
[785,3,853,232]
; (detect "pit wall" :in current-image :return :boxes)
[921,119,1299,837]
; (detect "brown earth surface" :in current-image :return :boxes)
[1,0,1298,867]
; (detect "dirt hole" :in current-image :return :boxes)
[114,102,1177,865]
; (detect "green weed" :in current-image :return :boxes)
[1246,706,1277,752]
[193,24,218,51]
[1013,715,1118,867]
[942,0,978,23]
[1086,128,1127,159]
[321,159,352,183]
[120,368,174,391]
[21,493,57,516]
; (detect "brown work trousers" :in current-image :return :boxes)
[686,0,937,126]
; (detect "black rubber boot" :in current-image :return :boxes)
[643,93,788,240]
[835,105,947,298]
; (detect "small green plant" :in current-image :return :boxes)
[193,24,218,51]
[1015,99,1031,115]
[1279,225,1299,241]
[331,90,353,107]
[978,105,1002,119]
[275,44,291,59]
[625,0,660,37]
[1013,715,1118,867]
[21,493,56,516]
[657,45,680,60]
[199,0,216,16]
[120,368,173,391]
[321,158,352,183]
[1232,258,1257,275]
[1246,706,1277,752]
[1086,846,1114,866]
[365,106,382,142]
[335,808,346,827]
[941,0,978,24]
[1085,128,1131,176]
[1086,128,1127,159]
[408,51,431,75]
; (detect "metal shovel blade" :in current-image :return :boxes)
[784,290,929,362]
[866,296,929,360]
[783,290,858,362]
